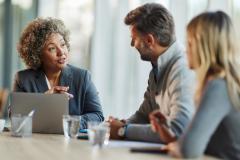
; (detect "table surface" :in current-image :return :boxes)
[0,132,218,160]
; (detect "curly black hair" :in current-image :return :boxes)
[17,17,70,69]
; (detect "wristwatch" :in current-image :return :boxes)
[117,124,128,138]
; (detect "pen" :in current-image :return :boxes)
[15,109,35,133]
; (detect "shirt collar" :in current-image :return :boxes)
[152,41,184,77]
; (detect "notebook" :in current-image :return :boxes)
[10,92,69,134]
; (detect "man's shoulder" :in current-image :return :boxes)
[165,48,195,85]
[164,42,187,68]
[168,43,192,74]
[171,54,188,71]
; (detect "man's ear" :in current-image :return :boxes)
[145,34,155,47]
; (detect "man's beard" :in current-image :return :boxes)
[138,42,152,61]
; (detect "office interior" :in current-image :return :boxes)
[0,0,240,119]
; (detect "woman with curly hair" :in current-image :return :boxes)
[150,11,240,159]
[14,17,104,129]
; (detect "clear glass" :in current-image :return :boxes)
[87,121,110,147]
[63,115,81,138]
[0,119,5,133]
[11,114,32,137]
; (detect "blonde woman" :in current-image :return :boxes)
[150,11,240,159]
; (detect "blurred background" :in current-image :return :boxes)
[0,0,240,118]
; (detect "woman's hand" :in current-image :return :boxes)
[45,86,73,99]
[149,110,176,143]
[149,110,168,132]
[161,141,182,158]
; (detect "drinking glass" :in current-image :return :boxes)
[11,114,32,137]
[87,121,110,147]
[63,115,81,138]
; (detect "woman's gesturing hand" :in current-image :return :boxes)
[45,86,74,99]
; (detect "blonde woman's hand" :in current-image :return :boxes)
[149,110,168,132]
[161,141,182,158]
[44,86,74,99]
[149,110,176,143]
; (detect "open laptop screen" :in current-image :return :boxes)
[10,92,69,134]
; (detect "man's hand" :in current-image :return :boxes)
[45,86,73,99]
[108,116,125,139]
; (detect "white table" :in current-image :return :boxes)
[0,132,218,160]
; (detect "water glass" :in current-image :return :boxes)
[0,119,5,133]
[88,121,110,147]
[63,115,81,138]
[11,114,32,137]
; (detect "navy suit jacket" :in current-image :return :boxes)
[13,64,104,129]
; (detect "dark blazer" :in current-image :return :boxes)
[13,64,104,129]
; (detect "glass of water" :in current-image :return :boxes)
[87,121,110,147]
[11,114,32,137]
[62,115,81,138]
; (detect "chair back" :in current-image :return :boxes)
[0,89,8,114]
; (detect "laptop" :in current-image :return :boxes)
[10,92,69,134]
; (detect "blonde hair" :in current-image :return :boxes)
[187,11,240,109]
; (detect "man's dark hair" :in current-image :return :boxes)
[124,3,175,47]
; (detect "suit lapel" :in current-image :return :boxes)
[34,69,49,92]
[59,65,73,88]
[33,65,73,92]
